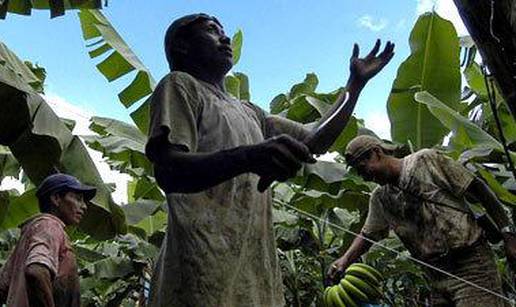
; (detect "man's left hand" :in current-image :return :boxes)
[348,39,395,86]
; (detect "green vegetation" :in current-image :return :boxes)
[0,8,514,306]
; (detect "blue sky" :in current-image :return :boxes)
[1,0,461,138]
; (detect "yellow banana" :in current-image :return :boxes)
[335,284,358,307]
[345,265,380,287]
[349,263,383,282]
[329,285,347,307]
[344,274,382,300]
[340,278,368,302]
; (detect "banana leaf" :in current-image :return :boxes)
[1,0,102,19]
[84,116,152,177]
[387,12,461,149]
[0,146,20,181]
[0,40,125,239]
[78,9,156,133]
[231,29,243,66]
[415,91,510,153]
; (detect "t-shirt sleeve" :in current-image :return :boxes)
[361,189,389,241]
[242,101,309,141]
[145,74,202,161]
[426,150,475,197]
[25,220,64,278]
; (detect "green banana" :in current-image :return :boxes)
[344,274,382,300]
[349,263,383,282]
[323,287,332,307]
[335,284,358,307]
[329,285,347,307]
[345,265,380,287]
[340,278,369,302]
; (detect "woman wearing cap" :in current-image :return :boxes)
[0,173,96,307]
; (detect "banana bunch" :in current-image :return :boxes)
[323,263,383,307]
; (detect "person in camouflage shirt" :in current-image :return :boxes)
[327,135,516,307]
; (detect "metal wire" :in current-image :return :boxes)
[279,202,514,304]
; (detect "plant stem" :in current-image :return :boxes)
[483,68,516,180]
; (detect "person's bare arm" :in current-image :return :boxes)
[25,263,54,307]
[257,41,395,191]
[263,41,394,156]
[307,40,395,154]
[465,177,512,230]
[153,134,316,194]
[326,234,373,285]
[465,177,516,268]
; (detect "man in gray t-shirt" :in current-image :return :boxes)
[145,13,394,306]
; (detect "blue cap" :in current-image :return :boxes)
[36,174,97,201]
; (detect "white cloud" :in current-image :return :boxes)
[416,0,436,15]
[43,92,94,136]
[363,111,391,140]
[434,0,468,36]
[44,93,131,204]
[1,177,24,194]
[357,15,388,32]
[395,19,407,31]
[416,0,468,36]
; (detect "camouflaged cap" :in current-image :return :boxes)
[344,135,396,166]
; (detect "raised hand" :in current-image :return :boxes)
[348,39,395,85]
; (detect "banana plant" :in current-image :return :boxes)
[79,10,251,133]
[387,12,462,149]
[0,40,126,239]
[78,9,156,133]
[0,0,103,19]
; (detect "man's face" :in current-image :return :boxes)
[53,191,87,226]
[351,149,388,185]
[185,18,233,74]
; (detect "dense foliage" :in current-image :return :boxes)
[0,8,515,306]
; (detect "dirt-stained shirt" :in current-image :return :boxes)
[361,149,483,260]
[146,71,307,307]
[0,214,80,307]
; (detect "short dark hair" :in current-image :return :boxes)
[164,14,221,71]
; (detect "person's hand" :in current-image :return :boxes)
[246,135,316,189]
[503,233,516,271]
[348,39,395,86]
[325,256,350,287]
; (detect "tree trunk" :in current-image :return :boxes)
[454,0,516,119]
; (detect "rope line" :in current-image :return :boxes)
[279,202,514,303]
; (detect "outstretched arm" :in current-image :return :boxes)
[256,40,394,191]
[307,40,395,154]
[153,134,315,194]
[325,235,372,286]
